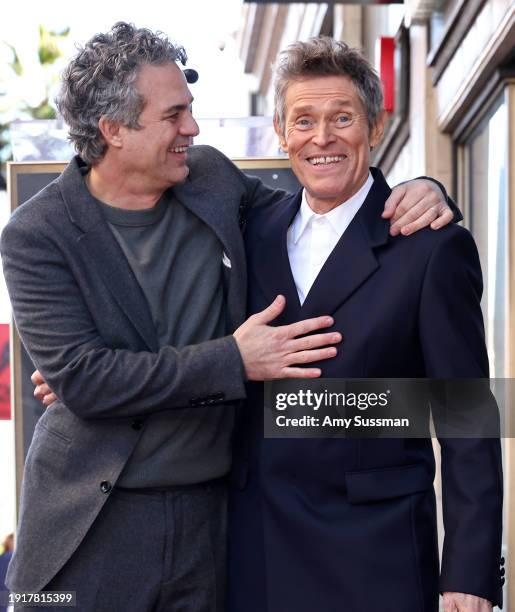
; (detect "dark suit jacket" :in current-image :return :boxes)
[0,146,286,593]
[228,169,503,612]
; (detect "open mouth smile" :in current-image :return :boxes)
[307,155,347,166]
[168,146,189,153]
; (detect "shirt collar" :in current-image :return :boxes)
[291,171,374,245]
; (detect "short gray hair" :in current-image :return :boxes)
[57,22,187,164]
[273,37,383,133]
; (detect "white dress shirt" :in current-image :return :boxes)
[287,172,374,304]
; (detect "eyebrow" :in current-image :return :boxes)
[291,100,354,114]
[162,97,194,115]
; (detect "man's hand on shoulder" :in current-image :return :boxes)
[383,178,454,236]
[234,295,341,380]
[443,592,493,611]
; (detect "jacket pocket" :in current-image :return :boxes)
[27,420,72,479]
[37,421,72,446]
[36,401,74,444]
[345,463,433,504]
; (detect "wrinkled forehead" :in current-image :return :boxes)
[283,74,364,115]
[136,61,193,107]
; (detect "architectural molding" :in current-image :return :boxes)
[371,25,410,175]
[436,5,515,132]
[240,4,266,74]
[452,70,515,142]
[426,0,485,83]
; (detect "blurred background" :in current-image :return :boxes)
[0,1,514,608]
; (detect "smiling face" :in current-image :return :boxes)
[275,74,384,214]
[117,61,200,192]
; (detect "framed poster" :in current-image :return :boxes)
[7,157,300,504]
[0,323,10,420]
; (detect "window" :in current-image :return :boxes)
[462,92,509,377]
[457,83,513,606]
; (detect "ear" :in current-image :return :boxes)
[273,115,289,154]
[369,110,386,149]
[98,116,124,149]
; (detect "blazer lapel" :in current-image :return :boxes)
[300,170,392,320]
[172,177,247,330]
[77,229,159,351]
[59,159,159,351]
[252,191,302,323]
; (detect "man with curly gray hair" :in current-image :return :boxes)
[2,23,458,611]
[57,22,187,165]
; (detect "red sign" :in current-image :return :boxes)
[0,324,11,420]
[377,37,395,113]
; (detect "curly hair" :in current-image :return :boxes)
[273,36,383,134]
[56,22,187,164]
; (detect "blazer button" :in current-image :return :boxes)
[131,419,144,431]
[501,556,505,566]
[500,568,505,576]
[100,481,112,494]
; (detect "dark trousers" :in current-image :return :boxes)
[20,480,227,612]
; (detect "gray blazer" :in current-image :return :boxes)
[0,145,285,592]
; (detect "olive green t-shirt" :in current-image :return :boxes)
[97,191,234,487]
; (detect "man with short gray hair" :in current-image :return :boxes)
[2,24,457,611]
[229,37,503,612]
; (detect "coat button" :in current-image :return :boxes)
[131,419,144,431]
[501,556,505,565]
[500,577,505,586]
[500,568,505,577]
[100,481,112,494]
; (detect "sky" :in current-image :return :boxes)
[0,0,252,118]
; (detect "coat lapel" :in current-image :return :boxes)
[172,175,247,331]
[300,169,392,320]
[59,158,159,351]
[252,191,302,323]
